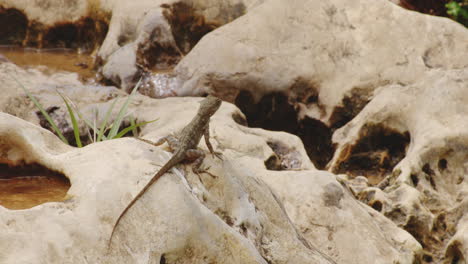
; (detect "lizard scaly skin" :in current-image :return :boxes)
[108,95,222,248]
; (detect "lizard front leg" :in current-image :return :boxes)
[136,135,180,152]
[203,125,223,160]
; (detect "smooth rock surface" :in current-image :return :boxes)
[175,0,467,123]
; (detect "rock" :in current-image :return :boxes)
[0,61,131,146]
[0,83,421,263]
[0,0,262,89]
[0,99,322,263]
[0,0,88,25]
[327,69,468,261]
[173,0,468,260]
[96,0,263,90]
[175,0,467,122]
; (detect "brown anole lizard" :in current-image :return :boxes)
[108,95,222,247]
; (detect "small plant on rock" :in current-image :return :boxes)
[14,77,156,147]
[446,0,468,27]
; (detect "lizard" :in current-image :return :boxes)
[108,95,222,248]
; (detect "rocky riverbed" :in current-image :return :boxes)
[0,0,467,263]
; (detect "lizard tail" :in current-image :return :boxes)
[107,158,177,249]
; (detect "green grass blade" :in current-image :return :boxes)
[12,77,69,144]
[113,119,158,139]
[130,116,137,137]
[107,78,142,139]
[61,92,95,144]
[97,99,118,142]
[58,92,82,147]
[92,108,97,143]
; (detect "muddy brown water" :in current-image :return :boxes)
[0,164,70,210]
[0,46,95,80]
[0,176,70,210]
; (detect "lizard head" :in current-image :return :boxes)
[199,95,222,116]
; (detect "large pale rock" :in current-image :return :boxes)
[175,0,467,123]
[0,106,330,264]
[173,0,468,260]
[329,69,468,262]
[0,79,421,263]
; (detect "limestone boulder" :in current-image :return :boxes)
[0,85,421,263]
[96,0,265,91]
[175,0,467,123]
[173,0,468,261]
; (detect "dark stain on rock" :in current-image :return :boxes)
[265,140,303,171]
[322,183,344,208]
[235,90,335,169]
[329,87,372,130]
[0,6,108,52]
[162,2,220,55]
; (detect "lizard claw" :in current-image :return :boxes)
[212,151,223,160]
[193,165,210,174]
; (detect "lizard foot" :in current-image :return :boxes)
[212,151,223,160]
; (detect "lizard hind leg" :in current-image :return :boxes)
[185,149,207,173]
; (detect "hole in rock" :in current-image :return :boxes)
[422,163,435,176]
[370,200,382,212]
[438,159,447,171]
[0,7,28,45]
[160,254,166,264]
[422,253,433,262]
[43,18,108,51]
[446,241,464,264]
[162,2,220,55]
[136,33,182,70]
[264,154,281,171]
[235,91,334,169]
[0,163,70,210]
[403,216,426,247]
[410,174,419,187]
[334,124,410,185]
